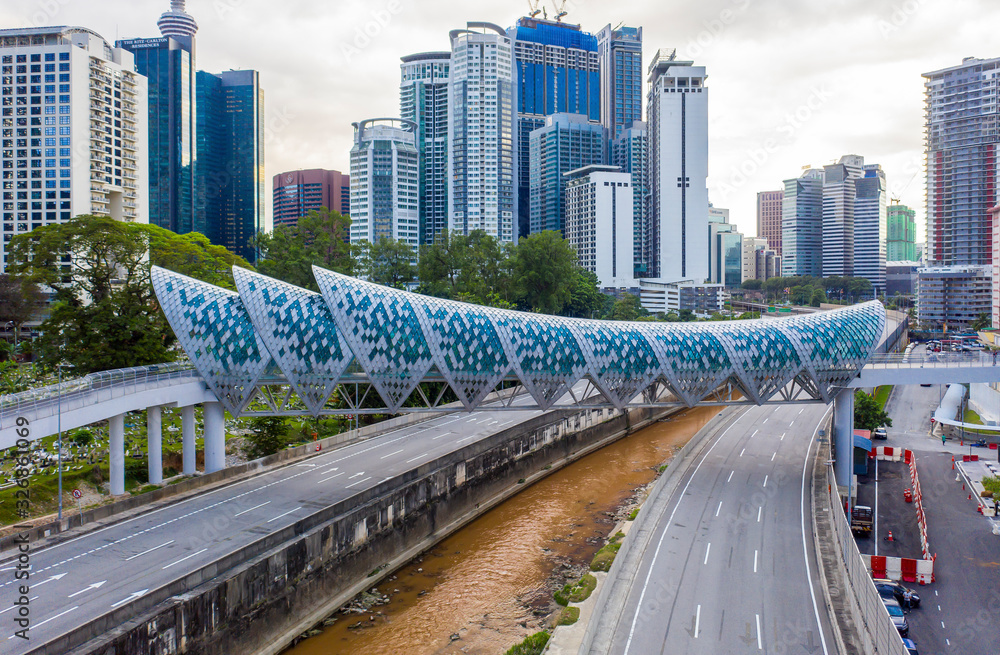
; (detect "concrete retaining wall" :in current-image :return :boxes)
[35,405,670,655]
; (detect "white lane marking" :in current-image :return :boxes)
[380,449,404,459]
[941,621,946,628]
[162,549,208,570]
[316,472,344,484]
[295,463,318,468]
[31,605,78,630]
[694,604,701,638]
[757,506,762,522]
[763,475,768,488]
[622,410,748,654]
[31,572,67,588]
[740,448,746,457]
[67,580,107,597]
[457,435,478,444]
[267,507,301,523]
[405,453,428,464]
[751,430,759,438]
[946,638,951,645]
[789,421,795,426]
[110,589,148,609]
[715,501,722,517]
[800,408,832,655]
[703,543,711,565]
[432,433,451,440]
[0,596,37,614]
[345,476,372,489]
[771,452,777,462]
[935,590,939,596]
[754,550,758,573]
[938,605,941,611]
[756,613,763,650]
[348,471,365,479]
[780,433,785,441]
[727,470,734,483]
[762,418,768,424]
[798,408,804,415]
[234,501,271,517]
[125,540,174,561]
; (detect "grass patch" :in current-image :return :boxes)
[557,606,580,626]
[590,541,622,572]
[610,530,626,544]
[504,631,549,655]
[964,408,984,425]
[628,507,639,521]
[554,573,597,606]
[657,464,668,473]
[874,386,893,409]
[982,476,1000,496]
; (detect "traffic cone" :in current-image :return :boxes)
[969,493,973,500]
[952,456,955,470]
[886,531,894,542]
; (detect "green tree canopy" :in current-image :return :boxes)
[563,268,605,319]
[854,390,892,433]
[609,293,646,321]
[741,278,763,291]
[356,238,416,289]
[511,231,577,314]
[252,207,353,290]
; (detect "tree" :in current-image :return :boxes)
[242,417,289,460]
[252,208,353,290]
[810,287,827,307]
[790,285,813,306]
[762,276,786,301]
[417,229,462,298]
[511,231,577,314]
[609,293,645,321]
[356,238,416,288]
[563,269,604,319]
[854,390,892,433]
[7,216,249,373]
[971,313,990,331]
[678,309,695,322]
[741,278,763,291]
[0,274,43,349]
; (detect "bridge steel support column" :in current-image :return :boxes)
[147,406,162,485]
[109,413,125,495]
[833,388,854,507]
[203,402,225,474]
[182,405,196,475]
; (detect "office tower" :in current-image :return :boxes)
[0,27,148,271]
[447,23,516,241]
[756,189,783,255]
[887,204,918,262]
[597,23,643,141]
[272,169,349,228]
[853,164,887,292]
[917,265,992,330]
[348,119,419,249]
[822,154,865,278]
[612,120,648,277]
[196,69,265,262]
[400,51,449,245]
[509,17,599,237]
[564,164,635,288]
[924,57,1000,267]
[528,113,606,234]
[781,168,824,277]
[708,207,742,288]
[646,49,709,283]
[742,237,780,282]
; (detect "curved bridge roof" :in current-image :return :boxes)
[151,266,886,416]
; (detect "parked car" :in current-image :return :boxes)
[883,598,909,637]
[902,637,919,654]
[873,579,920,608]
[874,426,888,440]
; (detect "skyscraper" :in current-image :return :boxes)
[756,189,783,254]
[646,49,709,283]
[528,113,606,234]
[349,119,419,249]
[708,207,742,288]
[853,163,887,292]
[509,17,600,237]
[0,27,148,271]
[272,169,349,228]
[781,168,824,277]
[597,23,643,141]
[924,57,1000,267]
[448,23,516,241]
[564,164,635,289]
[821,154,865,278]
[196,69,265,262]
[612,120,648,277]
[117,1,197,234]
[887,204,918,262]
[400,52,449,245]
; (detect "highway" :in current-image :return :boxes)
[0,395,556,653]
[588,403,838,654]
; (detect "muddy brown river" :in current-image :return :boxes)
[284,406,720,654]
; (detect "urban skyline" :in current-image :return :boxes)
[5,0,996,242]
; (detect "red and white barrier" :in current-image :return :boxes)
[871,446,932,559]
[862,553,935,585]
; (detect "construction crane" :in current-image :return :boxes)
[553,0,568,21]
[526,0,542,18]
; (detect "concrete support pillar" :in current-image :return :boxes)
[203,402,226,474]
[147,406,162,485]
[182,405,196,475]
[833,388,855,505]
[109,413,125,496]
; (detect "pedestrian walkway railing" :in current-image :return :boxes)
[865,351,994,369]
[0,361,199,426]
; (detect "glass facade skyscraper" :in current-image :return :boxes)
[887,204,918,262]
[781,168,824,277]
[509,18,599,237]
[528,113,606,234]
[853,163,887,293]
[349,119,419,249]
[612,120,647,277]
[597,24,643,141]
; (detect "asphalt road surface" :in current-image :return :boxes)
[0,391,566,654]
[591,403,838,654]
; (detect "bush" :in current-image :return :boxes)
[590,541,622,572]
[628,508,639,521]
[504,631,549,655]
[242,417,289,460]
[982,476,1000,496]
[554,573,597,606]
[557,606,580,626]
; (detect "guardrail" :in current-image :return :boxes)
[865,351,991,368]
[0,362,199,426]
[826,466,909,655]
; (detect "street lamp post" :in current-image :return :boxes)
[56,361,73,521]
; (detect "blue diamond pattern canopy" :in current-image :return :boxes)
[152,266,886,415]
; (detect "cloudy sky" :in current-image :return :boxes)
[6,0,999,241]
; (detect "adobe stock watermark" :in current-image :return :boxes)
[876,0,927,39]
[712,84,836,202]
[681,0,753,60]
[340,0,406,64]
[25,0,70,28]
